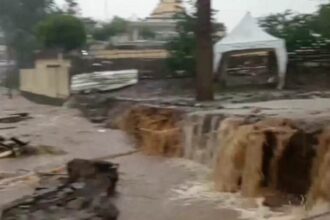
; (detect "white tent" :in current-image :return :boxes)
[214,13,288,89]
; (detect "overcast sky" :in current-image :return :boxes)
[56,0,321,30]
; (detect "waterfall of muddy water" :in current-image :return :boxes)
[183,113,225,167]
[119,105,185,157]
[168,159,330,220]
[119,105,330,217]
[182,113,330,217]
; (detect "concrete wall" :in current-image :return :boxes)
[20,58,71,100]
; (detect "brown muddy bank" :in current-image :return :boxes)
[118,104,330,209]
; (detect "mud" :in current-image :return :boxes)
[119,105,185,157]
[1,159,119,220]
[5,88,330,219]
[117,102,330,210]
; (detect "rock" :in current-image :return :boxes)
[67,159,119,196]
[90,117,106,124]
[48,205,59,212]
[93,200,119,220]
[67,198,86,210]
[71,182,86,190]
[250,107,262,114]
[18,205,31,210]
[63,187,75,194]
[2,159,120,220]
[263,194,303,208]
[30,210,47,220]
[75,211,96,220]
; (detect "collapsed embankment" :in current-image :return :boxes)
[117,104,330,209]
[119,105,185,157]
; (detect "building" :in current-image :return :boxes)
[148,0,184,19]
[110,0,225,49]
[20,53,71,102]
[91,0,225,78]
[111,0,185,49]
[131,0,185,41]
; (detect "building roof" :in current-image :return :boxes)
[149,0,185,20]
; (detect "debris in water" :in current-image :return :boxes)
[213,117,324,208]
[0,113,31,124]
[1,159,120,220]
[170,178,312,220]
[0,127,16,130]
[0,136,66,159]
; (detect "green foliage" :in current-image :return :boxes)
[260,6,330,52]
[92,17,128,41]
[81,18,97,35]
[65,0,79,15]
[0,0,55,67]
[37,15,87,51]
[166,12,197,75]
[166,3,224,76]
[314,4,330,38]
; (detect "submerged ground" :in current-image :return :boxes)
[1,86,330,220]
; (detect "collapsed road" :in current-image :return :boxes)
[3,91,330,220]
[0,95,239,220]
[1,159,120,220]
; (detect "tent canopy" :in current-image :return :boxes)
[214,13,287,89]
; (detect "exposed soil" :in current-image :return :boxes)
[3,84,330,220]
[2,159,119,220]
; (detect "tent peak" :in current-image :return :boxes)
[218,12,281,44]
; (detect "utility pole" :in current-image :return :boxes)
[195,0,214,101]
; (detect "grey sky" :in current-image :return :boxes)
[56,0,321,30]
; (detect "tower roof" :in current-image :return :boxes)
[149,0,185,20]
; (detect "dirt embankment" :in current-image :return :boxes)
[118,105,185,157]
[117,104,330,209]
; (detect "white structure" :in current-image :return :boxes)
[71,69,138,93]
[128,0,185,43]
[214,13,288,89]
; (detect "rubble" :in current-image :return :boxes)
[0,127,16,131]
[0,113,31,124]
[116,103,330,210]
[0,159,120,220]
[71,69,138,94]
[0,136,65,159]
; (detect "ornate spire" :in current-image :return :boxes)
[149,0,185,19]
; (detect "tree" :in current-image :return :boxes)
[260,11,317,51]
[314,3,330,38]
[166,2,224,76]
[65,0,79,15]
[0,0,55,67]
[195,0,214,101]
[92,16,128,41]
[166,11,197,76]
[37,15,87,51]
[260,8,330,52]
